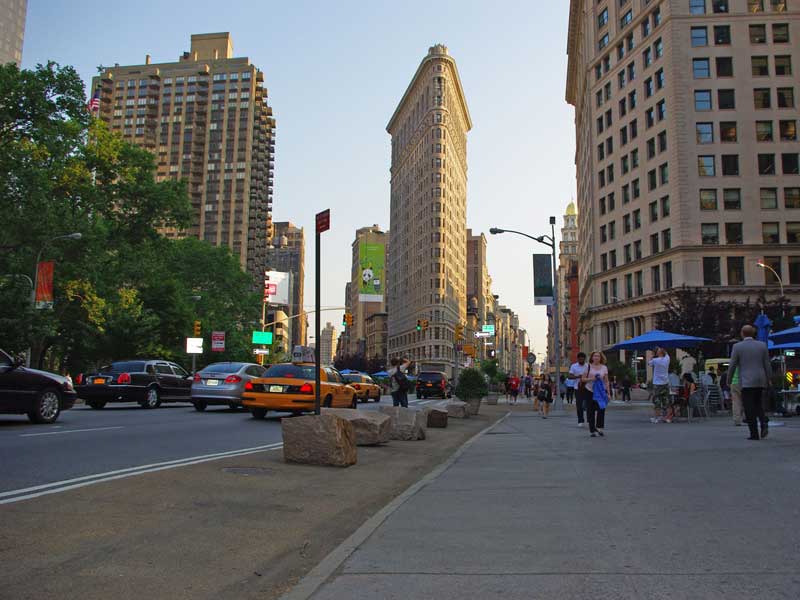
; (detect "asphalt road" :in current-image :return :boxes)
[0,394,442,500]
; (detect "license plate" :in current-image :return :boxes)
[269,385,284,393]
[206,379,219,386]
[425,383,433,387]
[93,378,106,385]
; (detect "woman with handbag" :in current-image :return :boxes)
[581,351,611,437]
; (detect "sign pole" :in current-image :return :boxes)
[314,209,330,415]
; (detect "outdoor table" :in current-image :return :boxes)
[779,390,800,414]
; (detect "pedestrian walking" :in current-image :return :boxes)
[510,375,520,404]
[558,375,567,403]
[728,325,772,440]
[725,364,745,426]
[649,347,672,423]
[539,375,554,418]
[621,375,631,402]
[568,352,590,427]
[581,351,610,437]
[387,357,411,408]
[524,373,533,399]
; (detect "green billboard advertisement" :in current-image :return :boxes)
[358,242,385,302]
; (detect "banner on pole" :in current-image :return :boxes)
[211,331,226,352]
[533,254,554,306]
[358,242,385,302]
[34,261,54,309]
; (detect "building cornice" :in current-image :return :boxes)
[565,0,583,106]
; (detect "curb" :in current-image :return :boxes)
[277,410,512,600]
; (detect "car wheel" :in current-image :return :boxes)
[140,387,161,409]
[28,388,61,424]
[351,395,358,409]
[87,400,107,410]
[251,407,267,419]
[323,395,333,408]
[193,401,207,412]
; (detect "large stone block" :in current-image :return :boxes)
[378,406,427,441]
[466,398,482,415]
[323,408,392,446]
[425,408,448,428]
[446,400,470,419]
[282,414,357,467]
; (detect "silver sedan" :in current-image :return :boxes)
[190,362,267,411]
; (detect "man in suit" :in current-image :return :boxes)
[728,325,772,440]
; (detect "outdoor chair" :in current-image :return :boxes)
[688,390,707,421]
[705,383,724,414]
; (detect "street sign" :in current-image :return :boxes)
[264,283,277,296]
[315,209,330,233]
[211,331,225,352]
[186,337,203,354]
[527,353,536,365]
[252,331,273,345]
[463,344,476,357]
[482,324,495,334]
[253,348,271,356]
[475,331,492,338]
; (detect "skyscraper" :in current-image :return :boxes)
[387,44,472,377]
[91,33,276,281]
[556,202,579,365]
[0,0,26,66]
[318,322,338,366]
[268,222,306,347]
[467,229,492,362]
[566,1,799,354]
[347,225,388,357]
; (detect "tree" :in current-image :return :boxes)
[455,367,489,401]
[657,286,736,358]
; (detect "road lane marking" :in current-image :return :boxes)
[19,426,125,438]
[0,443,284,505]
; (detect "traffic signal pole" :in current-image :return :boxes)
[314,210,330,416]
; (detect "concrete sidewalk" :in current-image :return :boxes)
[307,405,800,599]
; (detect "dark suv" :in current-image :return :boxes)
[76,360,192,409]
[416,371,451,399]
[0,349,77,423]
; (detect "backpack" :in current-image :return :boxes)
[394,369,410,393]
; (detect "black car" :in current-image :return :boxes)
[76,360,192,409]
[416,371,451,399]
[0,349,77,423]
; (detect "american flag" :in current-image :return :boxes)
[87,90,100,113]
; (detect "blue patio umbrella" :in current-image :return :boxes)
[371,370,389,378]
[770,341,800,351]
[770,317,800,345]
[611,329,711,351]
[754,313,773,344]
[339,369,358,375]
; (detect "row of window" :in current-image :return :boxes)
[700,186,800,209]
[691,22,790,46]
[600,260,673,305]
[697,153,799,176]
[599,4,661,50]
[693,87,795,110]
[701,221,800,245]
[600,194,670,218]
[692,55,792,79]
[690,0,788,14]
[695,119,797,143]
[595,35,664,83]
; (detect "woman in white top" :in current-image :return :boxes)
[581,351,610,437]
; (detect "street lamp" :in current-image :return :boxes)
[490,217,561,410]
[27,233,82,366]
[757,261,784,298]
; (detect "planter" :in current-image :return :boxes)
[486,392,499,405]
[465,397,482,415]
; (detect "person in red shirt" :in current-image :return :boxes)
[509,375,521,404]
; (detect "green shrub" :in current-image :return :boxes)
[456,367,489,400]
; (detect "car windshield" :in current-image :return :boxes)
[342,374,362,383]
[264,364,317,380]
[101,361,146,373]
[201,363,244,374]
[418,373,444,382]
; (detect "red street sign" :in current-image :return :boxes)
[264,283,277,297]
[315,209,330,233]
[211,331,226,352]
[34,261,54,309]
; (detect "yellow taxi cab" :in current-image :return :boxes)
[341,373,382,403]
[242,362,358,419]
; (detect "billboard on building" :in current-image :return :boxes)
[358,242,385,302]
[265,270,291,307]
[533,254,554,306]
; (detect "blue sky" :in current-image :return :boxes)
[23,0,575,358]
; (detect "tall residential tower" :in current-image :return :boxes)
[386,44,472,376]
[0,0,26,66]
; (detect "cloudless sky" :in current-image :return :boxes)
[23,0,576,359]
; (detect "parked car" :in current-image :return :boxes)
[0,349,76,423]
[191,362,267,411]
[416,371,451,399]
[242,363,358,419]
[76,360,192,409]
[341,373,382,402]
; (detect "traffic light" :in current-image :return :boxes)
[488,349,497,359]
[343,313,353,328]
[416,319,422,332]
[421,319,429,331]
[455,324,464,342]
[193,320,201,336]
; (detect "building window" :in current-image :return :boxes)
[724,188,742,210]
[754,88,771,108]
[695,90,712,110]
[748,0,764,11]
[784,154,800,175]
[652,265,662,292]
[761,187,778,209]
[634,240,642,260]
[698,155,715,176]
[786,188,800,209]
[750,24,767,43]
[703,257,722,286]
[775,55,792,76]
[651,233,660,254]
[720,121,738,142]
[702,223,720,244]
[763,256,782,285]
[620,10,632,28]
[758,154,776,175]
[690,0,706,14]
[726,222,744,244]
[656,68,665,89]
[693,58,711,79]
[602,281,609,304]
[712,0,729,12]
[790,257,800,285]
[752,56,770,76]
[780,120,797,141]
[691,27,708,47]
[701,189,718,210]
[649,201,659,222]
[635,270,644,296]
[714,25,731,45]
[662,229,672,250]
[661,196,670,217]
[756,120,774,141]
[598,8,609,28]
[777,88,795,108]
[655,38,664,59]
[728,257,745,285]
[696,122,713,143]
[787,222,800,243]
[762,222,780,243]
[599,33,610,50]
[718,89,736,109]
[773,23,790,43]
[624,214,632,233]
[716,57,734,77]
[721,155,739,176]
